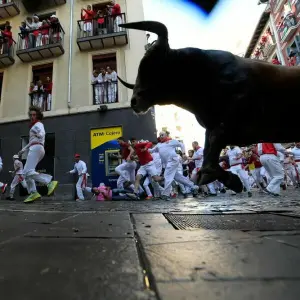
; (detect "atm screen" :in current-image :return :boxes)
[105,149,122,176]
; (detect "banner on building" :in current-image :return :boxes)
[90,126,123,188]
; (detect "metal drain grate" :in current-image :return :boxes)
[164,213,300,231]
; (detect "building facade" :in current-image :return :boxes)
[154,104,206,150]
[0,0,156,199]
[245,0,300,66]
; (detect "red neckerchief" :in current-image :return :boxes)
[29,120,40,128]
[195,146,200,150]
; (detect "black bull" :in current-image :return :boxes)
[117,21,299,193]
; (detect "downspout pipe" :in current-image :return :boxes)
[270,13,285,65]
[67,0,74,109]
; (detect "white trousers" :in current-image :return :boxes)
[285,165,297,186]
[230,164,250,191]
[250,167,264,189]
[143,163,163,197]
[117,170,129,189]
[23,145,52,194]
[260,154,284,195]
[76,174,88,200]
[162,156,196,197]
[47,94,52,111]
[114,16,123,33]
[115,161,136,183]
[10,174,27,197]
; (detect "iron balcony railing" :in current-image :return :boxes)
[29,90,52,112]
[92,81,118,105]
[17,23,65,51]
[0,0,19,8]
[77,13,126,39]
[278,13,297,40]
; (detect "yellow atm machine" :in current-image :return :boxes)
[90,126,123,188]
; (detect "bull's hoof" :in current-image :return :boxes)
[223,173,243,193]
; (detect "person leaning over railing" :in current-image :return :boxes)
[106,1,123,33]
[1,24,13,55]
[48,15,61,44]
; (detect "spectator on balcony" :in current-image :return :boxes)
[81,5,94,37]
[32,15,42,47]
[92,70,101,105]
[25,15,41,48]
[1,25,12,55]
[49,15,61,44]
[99,68,107,104]
[44,76,53,111]
[19,21,29,49]
[39,20,50,46]
[106,66,117,103]
[106,1,122,33]
[29,81,44,109]
[272,58,281,65]
[95,10,107,35]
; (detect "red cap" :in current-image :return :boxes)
[74,154,80,158]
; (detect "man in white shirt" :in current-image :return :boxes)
[7,155,28,200]
[150,132,199,200]
[67,154,88,201]
[189,141,217,196]
[227,145,252,197]
[290,142,300,180]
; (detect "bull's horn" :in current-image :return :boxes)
[119,21,168,40]
[117,76,134,89]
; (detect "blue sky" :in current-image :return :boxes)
[142,0,265,144]
[143,0,265,53]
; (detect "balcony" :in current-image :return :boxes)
[92,82,118,105]
[77,14,128,51]
[29,91,52,112]
[0,0,20,18]
[21,0,66,12]
[0,39,16,67]
[16,25,65,63]
[274,0,285,13]
[263,35,276,57]
[279,13,299,43]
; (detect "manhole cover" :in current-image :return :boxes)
[163,213,300,231]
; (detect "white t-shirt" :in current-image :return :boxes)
[70,160,87,176]
[227,147,243,166]
[14,159,24,175]
[291,147,300,161]
[192,147,203,169]
[150,140,185,164]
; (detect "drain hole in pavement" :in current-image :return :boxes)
[163,213,300,231]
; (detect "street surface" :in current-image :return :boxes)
[1,189,300,299]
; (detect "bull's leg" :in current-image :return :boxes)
[199,127,243,193]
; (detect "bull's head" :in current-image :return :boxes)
[117,21,170,114]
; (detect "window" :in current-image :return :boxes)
[30,63,53,111]
[92,2,111,12]
[92,53,118,105]
[35,12,56,22]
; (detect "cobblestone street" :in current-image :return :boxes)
[0,188,299,214]
[1,189,300,300]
